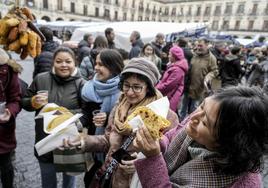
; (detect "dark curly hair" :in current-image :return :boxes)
[212,86,268,175]
[118,72,156,97]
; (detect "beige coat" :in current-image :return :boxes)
[188,51,218,100]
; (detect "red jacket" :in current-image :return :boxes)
[0,64,21,154]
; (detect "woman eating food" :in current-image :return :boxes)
[133,86,268,188]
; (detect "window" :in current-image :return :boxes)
[123,0,127,7]
[114,11,118,20]
[235,20,240,30]
[123,12,127,20]
[70,2,75,13]
[263,20,268,31]
[115,0,119,6]
[248,20,254,30]
[164,7,169,15]
[212,21,219,30]
[171,8,176,16]
[224,4,232,14]
[196,6,201,16]
[57,0,62,10]
[222,20,229,30]
[204,6,211,16]
[138,16,142,21]
[131,14,135,21]
[83,5,87,15]
[214,5,221,16]
[187,6,192,16]
[159,7,162,15]
[104,0,110,4]
[138,2,143,11]
[43,0,48,9]
[237,4,244,14]
[265,3,268,15]
[251,4,258,15]
[104,9,110,19]
[132,0,135,8]
[179,7,184,16]
[95,7,99,17]
[153,6,157,14]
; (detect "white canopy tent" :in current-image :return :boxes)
[70,21,208,51]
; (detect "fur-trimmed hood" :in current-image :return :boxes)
[0,48,22,73]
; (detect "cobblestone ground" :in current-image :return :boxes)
[1,54,268,187]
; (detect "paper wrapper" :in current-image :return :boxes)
[35,124,80,156]
[128,96,170,131]
[34,103,83,156]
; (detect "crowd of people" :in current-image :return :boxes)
[1,25,268,188]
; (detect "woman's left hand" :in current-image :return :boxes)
[119,153,138,175]
[133,126,161,158]
[0,109,11,123]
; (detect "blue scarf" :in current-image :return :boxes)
[81,75,120,113]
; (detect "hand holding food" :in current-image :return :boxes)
[31,92,48,109]
[125,106,170,140]
[133,126,161,158]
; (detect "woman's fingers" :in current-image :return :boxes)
[119,163,136,174]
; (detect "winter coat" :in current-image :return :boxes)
[129,39,144,59]
[135,125,262,188]
[33,51,53,78]
[42,40,60,53]
[189,52,218,100]
[21,71,88,162]
[79,56,94,80]
[181,47,193,93]
[220,54,244,87]
[0,64,21,154]
[247,59,268,87]
[156,60,188,112]
[77,40,92,63]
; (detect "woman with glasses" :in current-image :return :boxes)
[133,86,268,188]
[62,57,180,187]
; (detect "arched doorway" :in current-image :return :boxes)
[41,16,51,22]
[56,17,64,21]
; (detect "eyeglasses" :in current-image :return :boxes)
[121,83,144,93]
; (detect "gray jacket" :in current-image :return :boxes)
[21,71,87,162]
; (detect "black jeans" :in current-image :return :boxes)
[0,152,14,188]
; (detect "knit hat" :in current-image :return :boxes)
[0,48,10,65]
[121,57,160,86]
[170,46,185,60]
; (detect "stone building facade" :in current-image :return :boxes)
[1,0,268,37]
